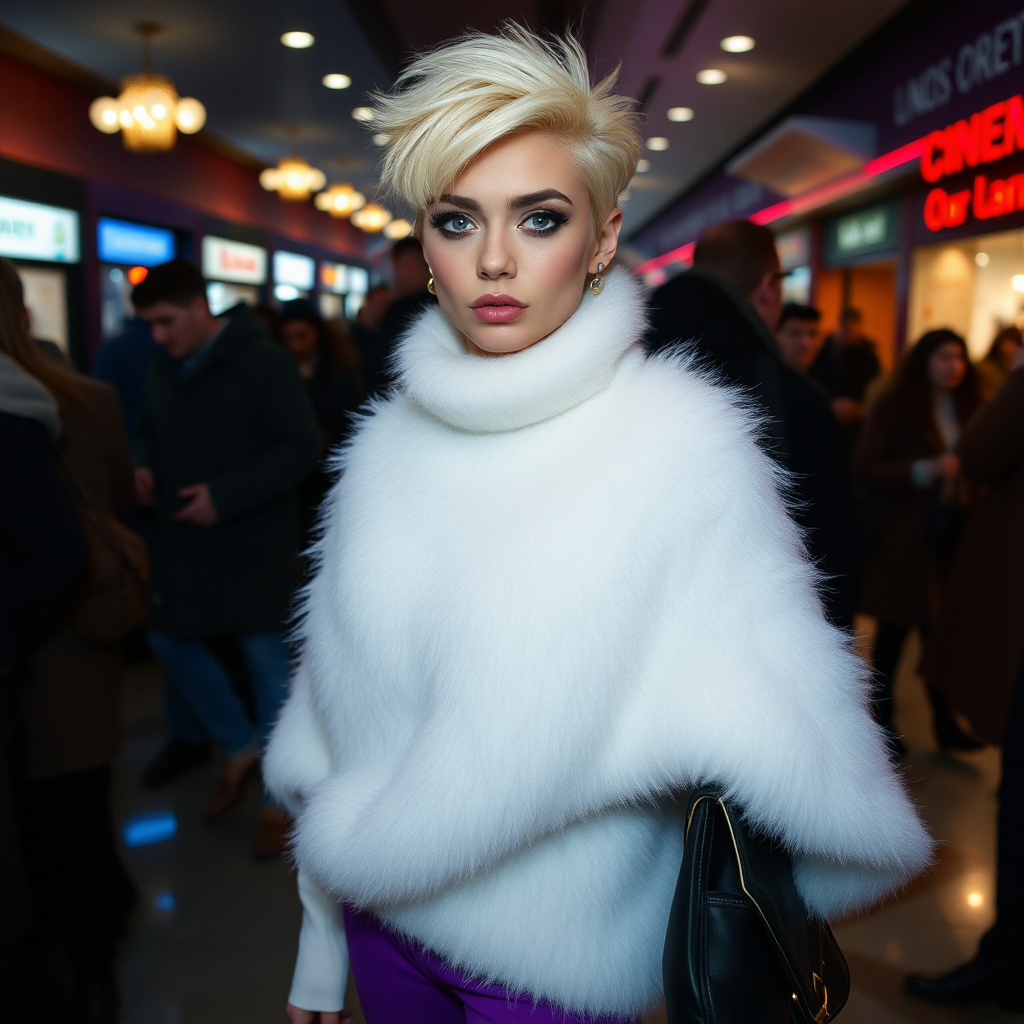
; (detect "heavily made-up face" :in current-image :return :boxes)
[421,131,622,356]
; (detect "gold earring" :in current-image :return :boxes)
[590,262,605,296]
[427,277,437,295]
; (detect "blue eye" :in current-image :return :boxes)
[521,209,569,235]
[430,211,475,237]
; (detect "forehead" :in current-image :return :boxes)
[450,131,586,202]
[140,300,188,321]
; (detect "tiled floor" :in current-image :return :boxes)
[111,622,1017,1023]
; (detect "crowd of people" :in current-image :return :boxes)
[1,205,1021,1021]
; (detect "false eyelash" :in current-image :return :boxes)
[429,211,473,238]
[521,209,570,232]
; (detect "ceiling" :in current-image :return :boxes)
[1,0,911,242]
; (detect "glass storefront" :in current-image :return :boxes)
[909,226,1024,358]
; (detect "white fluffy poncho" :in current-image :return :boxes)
[265,269,932,1017]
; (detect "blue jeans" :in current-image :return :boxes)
[148,631,291,758]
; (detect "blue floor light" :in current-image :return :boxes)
[123,811,178,847]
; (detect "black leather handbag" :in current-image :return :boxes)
[663,786,850,1023]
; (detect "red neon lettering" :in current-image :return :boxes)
[1006,96,1024,156]
[948,189,971,225]
[979,102,1006,164]
[921,131,946,183]
[924,187,972,230]
[1009,173,1024,211]
[945,114,980,175]
[920,94,1023,182]
[974,175,990,218]
[924,188,948,230]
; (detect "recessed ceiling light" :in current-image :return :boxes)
[667,106,694,122]
[646,136,670,151]
[975,252,989,266]
[696,69,728,85]
[721,35,755,53]
[280,31,315,49]
[636,158,651,173]
[322,73,351,90]
[351,106,375,122]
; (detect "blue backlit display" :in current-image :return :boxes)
[122,811,178,847]
[98,217,175,266]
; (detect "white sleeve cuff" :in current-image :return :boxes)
[288,869,349,1013]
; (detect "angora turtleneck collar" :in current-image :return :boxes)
[395,268,646,432]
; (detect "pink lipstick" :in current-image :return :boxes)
[470,293,527,324]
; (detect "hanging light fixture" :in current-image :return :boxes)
[259,129,327,202]
[314,183,366,218]
[88,23,206,152]
[350,203,393,233]
[383,218,413,239]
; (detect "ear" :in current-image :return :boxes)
[589,207,623,274]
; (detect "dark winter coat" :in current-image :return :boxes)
[920,368,1024,743]
[132,306,319,639]
[646,269,862,631]
[18,379,135,779]
[854,386,959,627]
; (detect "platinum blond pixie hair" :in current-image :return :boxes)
[372,25,642,228]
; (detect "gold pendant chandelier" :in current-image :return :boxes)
[88,23,206,153]
[260,128,327,202]
[314,182,367,218]
[350,202,393,233]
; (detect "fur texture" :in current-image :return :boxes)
[265,269,933,1017]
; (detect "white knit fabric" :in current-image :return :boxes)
[267,269,933,1017]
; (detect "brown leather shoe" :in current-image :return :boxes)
[253,805,293,859]
[203,750,259,820]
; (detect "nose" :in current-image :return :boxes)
[478,228,515,280]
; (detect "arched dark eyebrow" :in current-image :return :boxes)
[508,189,573,209]
[435,189,574,212]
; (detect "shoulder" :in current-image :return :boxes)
[618,347,772,480]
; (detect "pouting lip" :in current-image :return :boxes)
[470,293,526,309]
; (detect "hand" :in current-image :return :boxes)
[929,452,960,480]
[173,483,218,527]
[135,467,156,506]
[830,396,862,426]
[286,1004,345,1024]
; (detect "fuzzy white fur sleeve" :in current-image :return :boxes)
[264,661,333,816]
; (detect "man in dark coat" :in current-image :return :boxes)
[364,236,435,397]
[809,307,881,455]
[131,260,319,853]
[646,221,861,632]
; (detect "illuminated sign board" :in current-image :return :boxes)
[347,266,369,295]
[273,250,315,290]
[98,217,175,266]
[921,92,1024,232]
[202,235,267,284]
[824,200,901,265]
[0,195,80,262]
[321,262,349,294]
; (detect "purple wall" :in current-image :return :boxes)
[631,0,1024,257]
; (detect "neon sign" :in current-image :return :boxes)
[922,93,1024,230]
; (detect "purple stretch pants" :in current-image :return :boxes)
[343,905,638,1024]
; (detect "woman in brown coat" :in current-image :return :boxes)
[0,258,137,1024]
[920,353,1024,744]
[855,328,982,753]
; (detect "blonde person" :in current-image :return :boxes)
[266,27,932,1024]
